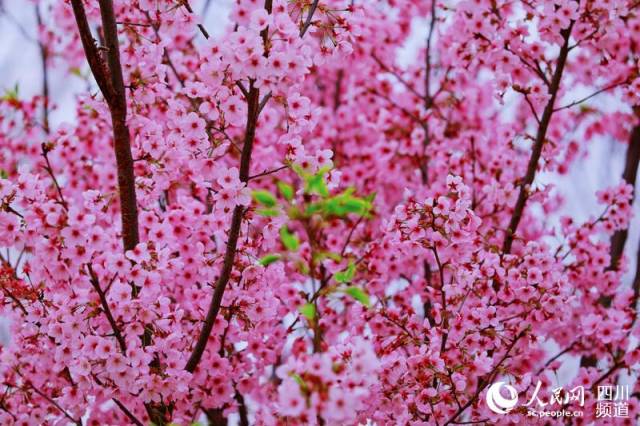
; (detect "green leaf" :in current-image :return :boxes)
[257,208,280,217]
[0,169,7,179]
[252,190,277,207]
[321,189,372,218]
[322,198,346,217]
[290,373,309,394]
[342,198,368,214]
[291,373,304,386]
[334,261,356,283]
[364,192,377,203]
[259,254,281,266]
[344,286,370,307]
[313,251,342,263]
[1,83,19,102]
[298,303,316,321]
[280,227,300,251]
[304,202,323,216]
[296,260,310,274]
[292,164,306,178]
[305,173,329,197]
[277,181,294,201]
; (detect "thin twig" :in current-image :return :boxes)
[86,265,127,354]
[181,0,210,39]
[300,0,320,37]
[41,144,68,210]
[425,0,437,106]
[340,216,364,256]
[536,341,577,376]
[35,4,49,133]
[26,381,82,425]
[554,81,626,112]
[371,53,425,100]
[113,398,144,426]
[248,165,287,181]
[522,93,541,124]
[258,91,272,113]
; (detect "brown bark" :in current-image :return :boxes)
[70,1,148,422]
[502,24,574,254]
[184,0,276,375]
[184,85,260,373]
[70,0,139,253]
[609,125,640,269]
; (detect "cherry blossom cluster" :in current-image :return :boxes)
[0,0,639,424]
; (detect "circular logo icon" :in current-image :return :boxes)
[486,381,519,414]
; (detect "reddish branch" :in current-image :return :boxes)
[300,0,320,37]
[425,0,437,109]
[610,124,640,270]
[184,0,324,376]
[69,1,149,422]
[70,0,140,253]
[25,380,82,426]
[40,143,68,210]
[502,24,574,254]
[626,121,640,314]
[633,247,640,317]
[113,398,144,426]
[86,265,127,354]
[579,124,640,368]
[184,0,274,374]
[184,80,262,373]
[35,4,49,133]
[36,5,70,212]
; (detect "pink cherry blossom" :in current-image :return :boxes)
[0,0,638,424]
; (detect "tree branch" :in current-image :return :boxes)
[632,241,640,318]
[40,143,68,211]
[300,0,320,37]
[554,81,627,112]
[184,84,261,373]
[69,0,115,101]
[25,380,82,426]
[502,23,574,254]
[425,0,437,107]
[86,265,127,354]
[113,398,144,426]
[184,0,274,375]
[235,390,250,426]
[97,0,140,253]
[71,0,140,253]
[371,53,425,100]
[248,165,287,181]
[610,124,640,270]
[35,4,49,133]
[181,0,210,39]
